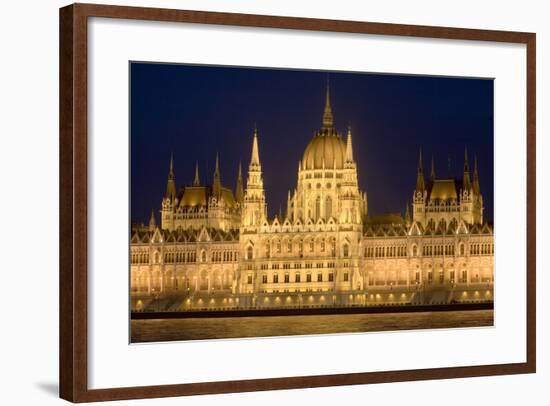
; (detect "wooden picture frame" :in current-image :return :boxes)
[59,3,536,402]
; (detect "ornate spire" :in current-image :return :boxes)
[345,126,354,162]
[165,152,177,201]
[148,209,156,231]
[430,155,436,181]
[405,202,411,225]
[287,190,292,219]
[235,162,244,204]
[463,146,471,191]
[322,78,334,129]
[416,148,425,192]
[193,161,200,186]
[473,154,480,195]
[244,127,266,227]
[213,153,221,196]
[250,126,260,167]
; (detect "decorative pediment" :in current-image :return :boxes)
[396,226,407,236]
[409,222,423,236]
[480,223,492,234]
[176,231,187,243]
[212,230,223,241]
[375,227,386,237]
[470,224,480,235]
[387,226,398,237]
[131,232,141,244]
[364,226,375,237]
[198,227,210,242]
[151,228,164,243]
[457,220,469,235]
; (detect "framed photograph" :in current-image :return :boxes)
[59,3,536,402]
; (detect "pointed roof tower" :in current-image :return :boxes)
[416,148,425,193]
[250,126,261,167]
[473,154,480,195]
[322,78,334,129]
[463,146,471,191]
[430,155,436,181]
[165,152,177,201]
[148,209,156,231]
[235,162,244,204]
[405,202,411,226]
[213,153,221,196]
[345,126,354,163]
[193,161,200,186]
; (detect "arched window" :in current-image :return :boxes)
[315,196,321,219]
[247,246,253,260]
[412,245,418,256]
[325,196,332,219]
[460,243,465,256]
[201,250,207,263]
[343,244,349,257]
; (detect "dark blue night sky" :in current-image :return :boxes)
[131,63,494,224]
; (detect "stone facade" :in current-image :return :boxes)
[130,86,494,312]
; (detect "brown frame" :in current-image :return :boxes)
[59,3,536,402]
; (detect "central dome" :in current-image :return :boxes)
[302,132,346,170]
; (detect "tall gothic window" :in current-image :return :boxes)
[325,196,332,219]
[315,196,321,220]
[343,244,349,257]
[247,246,253,260]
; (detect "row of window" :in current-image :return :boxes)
[263,239,336,256]
[364,246,407,258]
[364,243,493,259]
[470,243,494,255]
[366,270,492,286]
[249,271,346,285]
[259,262,338,271]
[131,252,150,264]
[422,244,456,256]
[304,173,343,179]
[211,251,238,263]
[161,251,198,264]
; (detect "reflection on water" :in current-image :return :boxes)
[131,309,493,342]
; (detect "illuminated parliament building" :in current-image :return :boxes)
[130,86,494,312]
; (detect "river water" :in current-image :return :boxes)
[131,309,493,342]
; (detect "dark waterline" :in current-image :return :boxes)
[131,309,493,342]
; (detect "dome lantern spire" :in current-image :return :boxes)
[322,78,334,129]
